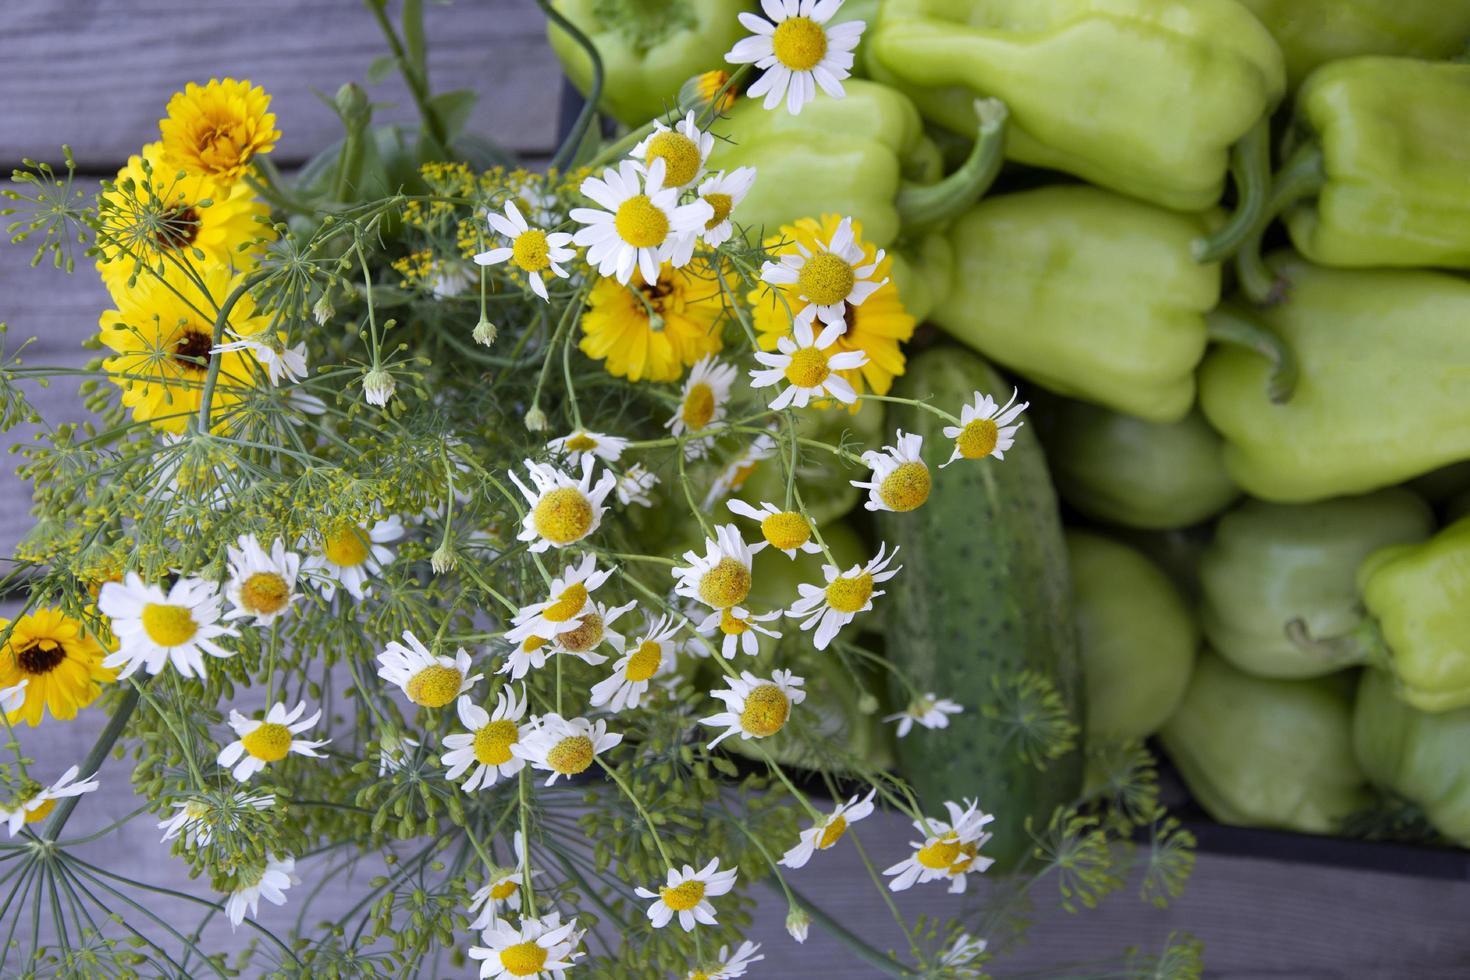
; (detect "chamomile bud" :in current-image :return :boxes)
[785,905,810,944]
[311,292,334,326]
[473,317,498,347]
[524,405,548,432]
[430,540,458,575]
[362,367,396,407]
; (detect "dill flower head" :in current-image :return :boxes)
[159,78,280,189]
[578,260,727,383]
[0,607,115,726]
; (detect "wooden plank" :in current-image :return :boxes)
[1,0,562,171]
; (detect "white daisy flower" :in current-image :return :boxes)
[212,337,308,385]
[589,615,679,712]
[499,634,555,681]
[693,606,782,658]
[883,694,964,738]
[441,688,529,791]
[216,700,330,783]
[939,933,990,977]
[673,524,756,612]
[779,789,875,869]
[545,429,629,465]
[225,854,295,929]
[158,792,274,848]
[635,858,739,932]
[473,201,575,302]
[506,554,615,645]
[686,940,765,979]
[550,598,637,666]
[667,355,737,459]
[377,732,420,775]
[787,543,901,650]
[467,838,540,931]
[430,259,476,299]
[761,215,887,330]
[697,167,757,248]
[512,713,623,785]
[749,318,868,409]
[630,110,715,191]
[0,680,27,715]
[222,534,302,625]
[852,430,931,513]
[702,429,779,508]
[570,159,712,285]
[377,630,482,709]
[726,0,865,115]
[701,669,806,748]
[884,799,995,894]
[615,464,660,508]
[942,388,1029,466]
[509,455,616,553]
[0,765,99,837]
[726,499,821,558]
[301,514,404,601]
[98,573,237,680]
[469,911,583,980]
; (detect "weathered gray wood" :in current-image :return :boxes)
[1,0,562,171]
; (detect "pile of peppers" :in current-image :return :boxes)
[548,0,1470,847]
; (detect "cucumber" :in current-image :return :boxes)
[878,346,1082,870]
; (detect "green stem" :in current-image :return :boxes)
[197,272,269,430]
[1285,616,1387,671]
[1205,303,1298,404]
[1235,142,1326,306]
[895,98,1008,232]
[1193,115,1271,263]
[780,881,915,977]
[41,686,140,840]
[537,0,603,174]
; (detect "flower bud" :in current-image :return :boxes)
[363,367,396,407]
[524,406,548,432]
[678,70,737,117]
[430,540,458,575]
[472,318,498,347]
[785,905,810,944]
[312,292,334,326]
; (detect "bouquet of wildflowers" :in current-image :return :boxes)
[0,1,1196,976]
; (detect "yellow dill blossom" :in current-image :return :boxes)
[579,260,726,383]
[97,142,272,294]
[392,249,436,286]
[98,264,269,433]
[159,78,279,189]
[750,214,914,401]
[0,607,115,726]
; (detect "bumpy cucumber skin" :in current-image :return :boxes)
[879,347,1083,871]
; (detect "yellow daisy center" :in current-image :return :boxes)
[499,940,548,977]
[511,229,551,272]
[405,665,463,708]
[546,734,595,775]
[660,879,707,912]
[681,382,716,430]
[558,612,605,653]
[25,798,55,824]
[783,347,831,389]
[817,814,849,850]
[916,836,962,870]
[703,192,733,230]
[739,684,790,737]
[14,638,66,675]
[564,433,599,452]
[473,719,520,766]
[957,418,1000,459]
[760,511,811,551]
[645,131,702,188]
[241,722,293,762]
[141,603,199,647]
[239,572,290,616]
[950,841,979,875]
[825,572,874,614]
[542,583,588,624]
[533,487,595,545]
[878,462,931,512]
[323,527,370,567]
[797,252,855,306]
[698,558,752,609]
[490,878,519,901]
[772,16,828,72]
[624,640,663,682]
[614,195,669,249]
[718,609,750,636]
[521,635,550,655]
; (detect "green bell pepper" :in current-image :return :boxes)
[547,0,751,128]
[1199,253,1470,502]
[1236,0,1470,89]
[1353,668,1470,847]
[1160,652,1370,834]
[1358,517,1470,713]
[1199,490,1433,679]
[867,0,1284,211]
[934,185,1220,423]
[1067,531,1195,741]
[1036,396,1238,530]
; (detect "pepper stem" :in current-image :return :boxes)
[1192,116,1270,263]
[1285,616,1389,671]
[895,98,1008,233]
[1205,303,1298,404]
[1234,142,1326,305]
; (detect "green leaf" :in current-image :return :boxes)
[402,0,428,83]
[367,54,399,85]
[425,89,478,142]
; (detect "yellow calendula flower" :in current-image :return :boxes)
[0,607,115,726]
[96,141,272,295]
[580,260,726,383]
[99,264,270,433]
[159,78,280,189]
[750,214,915,402]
